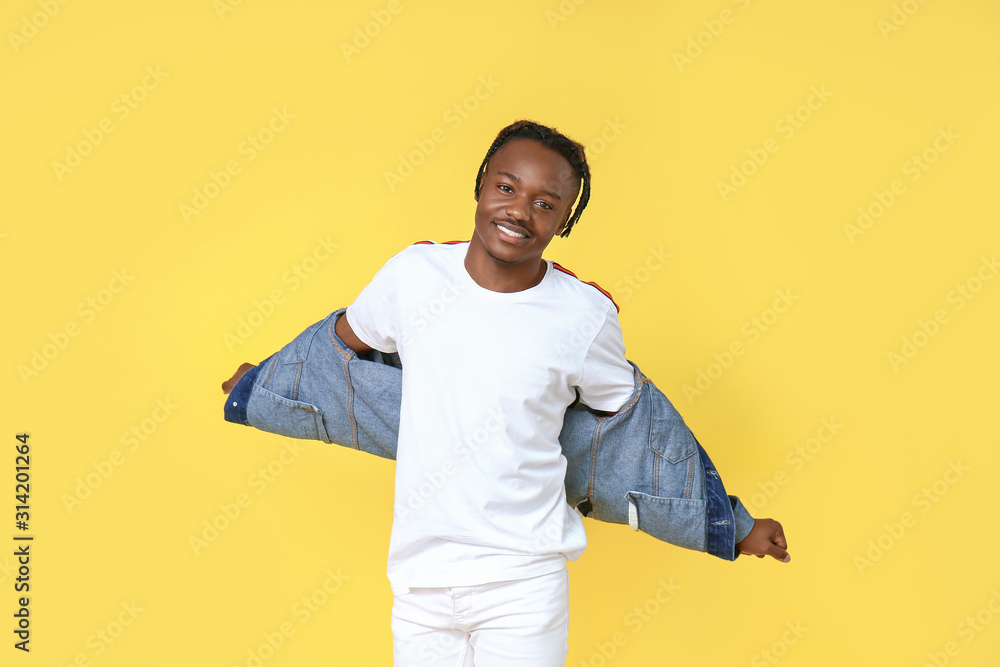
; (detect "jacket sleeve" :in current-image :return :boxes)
[733,495,756,545]
[564,364,758,561]
[223,310,756,559]
[222,309,400,460]
[695,437,756,559]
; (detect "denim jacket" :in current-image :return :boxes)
[224,309,756,559]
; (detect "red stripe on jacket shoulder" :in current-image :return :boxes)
[551,262,619,313]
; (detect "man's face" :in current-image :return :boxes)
[472,138,580,268]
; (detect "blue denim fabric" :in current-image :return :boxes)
[223,309,756,559]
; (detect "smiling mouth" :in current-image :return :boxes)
[494,220,528,240]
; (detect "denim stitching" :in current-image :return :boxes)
[684,456,694,499]
[587,420,602,518]
[327,315,360,449]
[327,311,356,361]
[653,451,661,496]
[291,362,301,401]
[589,370,645,516]
[593,369,645,426]
[265,353,278,390]
[343,356,358,449]
[307,404,322,440]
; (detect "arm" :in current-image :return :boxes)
[334,311,373,355]
[221,309,400,457]
[220,313,370,397]
[222,251,385,396]
[222,307,791,562]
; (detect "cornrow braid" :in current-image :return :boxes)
[474,119,591,238]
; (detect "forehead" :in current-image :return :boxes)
[487,139,578,193]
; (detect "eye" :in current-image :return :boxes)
[535,200,553,210]
[497,184,513,194]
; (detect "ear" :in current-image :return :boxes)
[475,159,494,203]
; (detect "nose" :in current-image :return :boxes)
[505,195,530,223]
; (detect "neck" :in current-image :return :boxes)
[464,241,547,293]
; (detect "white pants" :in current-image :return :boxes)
[391,567,570,666]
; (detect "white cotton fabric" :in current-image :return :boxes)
[346,242,634,595]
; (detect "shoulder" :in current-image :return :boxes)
[399,239,468,262]
[384,239,468,265]
[408,239,468,252]
[550,261,619,314]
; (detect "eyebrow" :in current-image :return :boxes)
[496,170,563,201]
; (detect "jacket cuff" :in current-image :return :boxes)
[223,355,272,425]
[731,496,756,549]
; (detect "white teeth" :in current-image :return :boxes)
[497,224,526,239]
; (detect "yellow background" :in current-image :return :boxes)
[3,0,999,664]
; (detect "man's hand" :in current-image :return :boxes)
[222,362,255,395]
[735,518,790,563]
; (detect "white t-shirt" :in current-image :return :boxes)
[346,241,634,595]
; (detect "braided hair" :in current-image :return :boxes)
[474,120,591,238]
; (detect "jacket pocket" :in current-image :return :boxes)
[246,383,332,444]
[625,491,707,553]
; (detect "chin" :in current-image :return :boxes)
[485,246,520,265]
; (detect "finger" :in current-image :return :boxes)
[768,542,790,563]
[771,524,788,551]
